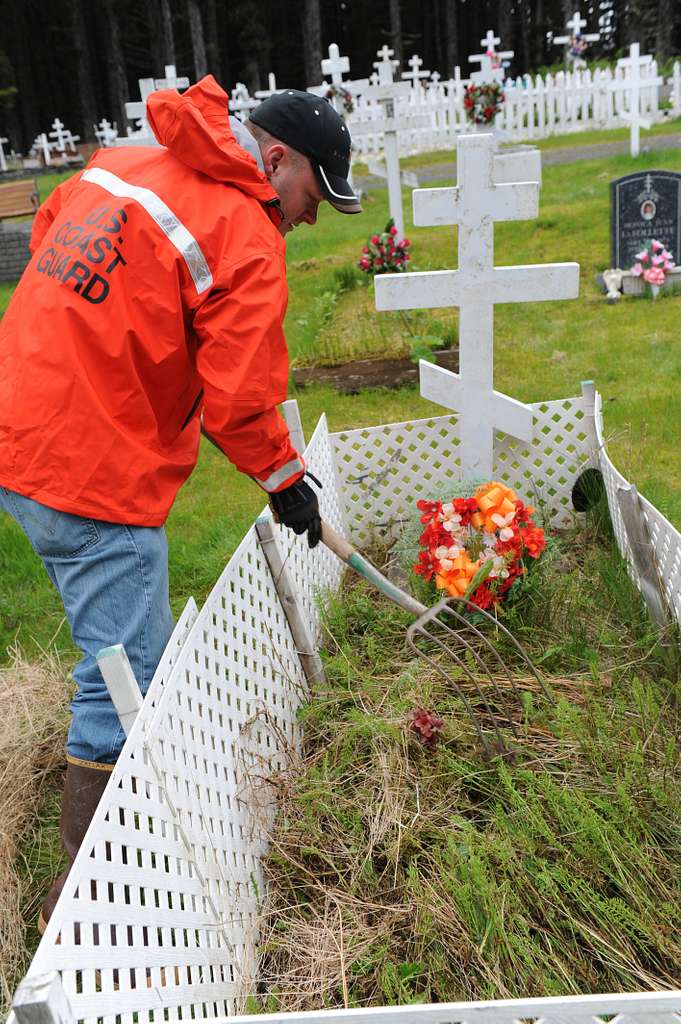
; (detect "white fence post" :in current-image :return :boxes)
[616,484,672,628]
[669,60,681,116]
[281,398,307,455]
[255,515,326,687]
[12,973,74,1024]
[96,643,143,736]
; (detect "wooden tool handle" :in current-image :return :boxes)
[321,520,427,618]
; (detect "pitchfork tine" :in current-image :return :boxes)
[407,622,511,754]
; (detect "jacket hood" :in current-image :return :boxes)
[147,75,278,206]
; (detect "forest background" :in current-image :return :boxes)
[1,0,681,154]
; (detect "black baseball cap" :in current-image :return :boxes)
[249,89,362,214]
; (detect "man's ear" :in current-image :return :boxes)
[263,143,286,177]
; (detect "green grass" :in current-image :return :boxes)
[2,139,681,656]
[252,518,681,1007]
[352,116,681,173]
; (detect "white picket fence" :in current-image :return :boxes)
[346,62,672,158]
[226,60,680,158]
[11,386,681,1024]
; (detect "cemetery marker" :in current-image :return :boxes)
[613,43,662,158]
[374,133,580,477]
[553,9,600,67]
[468,29,513,85]
[356,46,413,238]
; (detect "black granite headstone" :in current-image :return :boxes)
[610,170,681,269]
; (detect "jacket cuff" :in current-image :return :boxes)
[253,455,306,493]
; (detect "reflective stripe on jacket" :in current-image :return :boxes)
[0,76,304,526]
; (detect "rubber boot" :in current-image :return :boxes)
[37,756,114,934]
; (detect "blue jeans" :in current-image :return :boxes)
[0,488,174,764]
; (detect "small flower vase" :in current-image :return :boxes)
[650,284,660,300]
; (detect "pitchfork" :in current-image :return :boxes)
[321,520,552,759]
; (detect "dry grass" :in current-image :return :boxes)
[0,650,71,1012]
[248,525,681,1010]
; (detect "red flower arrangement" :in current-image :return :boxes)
[326,84,354,116]
[463,82,505,126]
[413,481,546,610]
[358,219,411,275]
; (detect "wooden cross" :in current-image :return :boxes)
[154,64,190,90]
[469,28,513,84]
[125,78,156,136]
[613,43,662,157]
[255,72,279,100]
[375,44,397,67]
[554,9,599,65]
[481,29,501,52]
[362,46,413,238]
[49,117,80,153]
[32,133,52,166]
[402,54,431,88]
[322,43,350,84]
[373,133,580,477]
[94,118,118,147]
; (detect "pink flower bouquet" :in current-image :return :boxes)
[630,240,675,298]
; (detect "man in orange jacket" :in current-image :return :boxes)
[0,77,361,931]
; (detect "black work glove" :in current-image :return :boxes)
[269,474,321,549]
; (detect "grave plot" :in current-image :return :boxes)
[254,523,681,1007]
[11,128,681,1024]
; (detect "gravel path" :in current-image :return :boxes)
[354,132,681,190]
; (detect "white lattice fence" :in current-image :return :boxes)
[13,397,681,1024]
[331,392,596,546]
[21,417,345,1024]
[595,392,681,628]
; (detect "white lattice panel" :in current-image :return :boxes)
[640,494,681,626]
[595,392,681,628]
[25,417,345,1024]
[203,990,681,1024]
[331,395,596,546]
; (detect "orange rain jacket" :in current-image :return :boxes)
[0,76,305,526]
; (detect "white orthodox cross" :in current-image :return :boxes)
[402,54,430,88]
[322,43,350,84]
[613,43,662,157]
[312,42,369,103]
[125,78,156,136]
[358,46,413,238]
[374,133,579,477]
[33,133,52,166]
[94,118,118,147]
[0,136,8,172]
[469,29,513,84]
[49,117,79,153]
[154,64,190,91]
[554,10,599,65]
[255,73,279,100]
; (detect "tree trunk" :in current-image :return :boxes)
[203,0,221,80]
[73,0,97,141]
[655,0,674,60]
[519,0,531,73]
[188,0,208,80]
[389,0,403,68]
[102,0,128,135]
[161,0,176,66]
[498,0,512,55]
[444,0,459,77]
[8,4,40,149]
[301,0,323,86]
[532,0,545,70]
[145,0,175,73]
